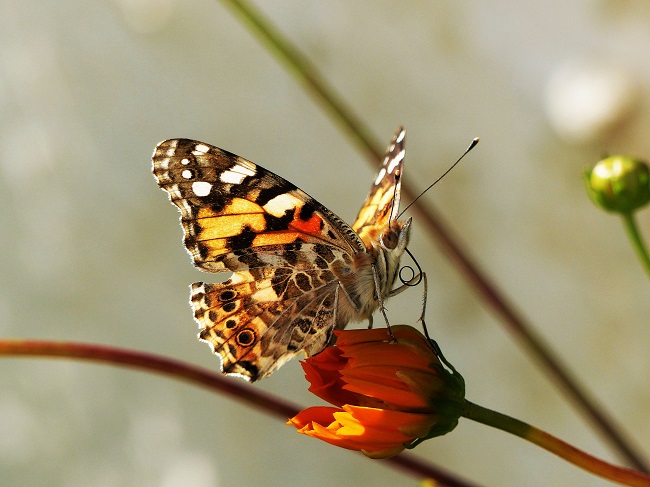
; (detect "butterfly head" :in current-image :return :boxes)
[380,217,411,254]
[376,216,412,294]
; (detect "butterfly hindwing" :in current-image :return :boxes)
[191,267,339,381]
[189,243,355,380]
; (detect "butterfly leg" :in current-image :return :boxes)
[386,271,432,340]
[367,315,374,329]
[371,263,397,341]
[416,272,433,342]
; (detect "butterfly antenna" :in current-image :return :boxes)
[397,137,479,219]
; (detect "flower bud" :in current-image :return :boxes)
[287,326,465,458]
[585,156,650,213]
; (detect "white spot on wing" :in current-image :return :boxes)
[181,169,193,179]
[191,284,205,297]
[194,144,210,153]
[219,162,257,184]
[396,130,405,143]
[181,158,190,165]
[263,193,302,217]
[387,150,405,173]
[192,181,212,197]
[164,144,177,157]
[374,167,387,185]
[220,170,247,184]
[232,163,256,177]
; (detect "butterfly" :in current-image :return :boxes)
[152,127,412,381]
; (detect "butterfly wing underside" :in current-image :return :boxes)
[352,126,406,247]
[152,139,366,380]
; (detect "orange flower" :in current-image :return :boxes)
[288,325,465,458]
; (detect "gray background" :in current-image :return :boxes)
[1,1,649,486]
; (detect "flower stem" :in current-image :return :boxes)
[0,339,480,487]
[0,338,300,417]
[219,0,383,162]
[217,0,649,472]
[621,212,650,279]
[462,400,650,486]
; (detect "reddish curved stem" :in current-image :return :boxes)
[0,339,481,487]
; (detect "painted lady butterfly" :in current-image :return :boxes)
[152,127,412,381]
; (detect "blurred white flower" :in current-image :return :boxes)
[545,60,639,143]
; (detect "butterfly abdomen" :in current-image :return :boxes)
[330,252,379,324]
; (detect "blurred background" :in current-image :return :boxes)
[1,1,649,486]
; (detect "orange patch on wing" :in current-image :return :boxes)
[195,238,229,256]
[291,213,324,235]
[196,201,266,241]
[252,232,302,247]
[223,198,265,215]
[250,213,324,247]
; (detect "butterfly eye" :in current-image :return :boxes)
[381,230,398,250]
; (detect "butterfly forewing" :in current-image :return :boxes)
[352,127,405,248]
[152,139,365,271]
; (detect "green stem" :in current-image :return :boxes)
[218,0,649,472]
[621,212,650,279]
[463,400,650,486]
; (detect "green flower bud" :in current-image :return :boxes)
[585,156,650,213]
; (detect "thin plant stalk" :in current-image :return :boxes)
[0,339,482,487]
[621,212,650,278]
[463,401,650,487]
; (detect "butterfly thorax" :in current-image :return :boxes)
[333,218,411,324]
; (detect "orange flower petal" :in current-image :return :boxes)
[333,327,396,345]
[329,419,412,453]
[288,404,436,456]
[305,346,346,370]
[301,349,361,407]
[341,364,408,389]
[332,410,413,443]
[288,406,341,429]
[335,325,430,348]
[341,376,432,410]
[397,369,446,402]
[342,405,437,438]
[343,342,436,371]
[290,407,391,452]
